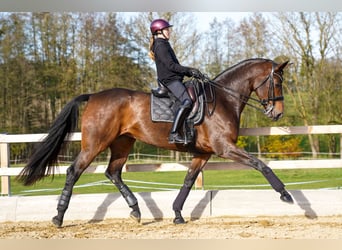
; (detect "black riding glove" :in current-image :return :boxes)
[188,68,203,79]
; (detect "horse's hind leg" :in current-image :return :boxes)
[172,154,211,224]
[104,136,141,222]
[52,150,98,227]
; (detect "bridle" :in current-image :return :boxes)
[200,63,284,116]
[252,63,284,115]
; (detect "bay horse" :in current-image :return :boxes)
[17,58,292,227]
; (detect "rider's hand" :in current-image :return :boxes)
[189,68,203,79]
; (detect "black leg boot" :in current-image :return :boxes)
[169,99,192,144]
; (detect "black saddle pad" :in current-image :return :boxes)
[150,93,204,125]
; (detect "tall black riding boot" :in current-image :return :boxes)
[168,99,192,144]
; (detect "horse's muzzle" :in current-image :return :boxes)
[264,105,283,121]
[272,112,283,121]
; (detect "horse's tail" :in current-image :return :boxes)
[17,94,91,186]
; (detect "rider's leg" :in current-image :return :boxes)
[166,80,192,144]
[169,99,192,143]
[151,80,169,97]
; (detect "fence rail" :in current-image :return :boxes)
[1,125,342,196]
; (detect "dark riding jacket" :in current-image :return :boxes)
[152,38,193,85]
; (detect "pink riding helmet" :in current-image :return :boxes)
[150,19,173,35]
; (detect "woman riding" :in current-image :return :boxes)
[149,18,203,144]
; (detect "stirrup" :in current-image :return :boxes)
[168,132,185,144]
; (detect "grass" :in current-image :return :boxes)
[4,168,342,196]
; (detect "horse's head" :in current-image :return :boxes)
[252,60,289,121]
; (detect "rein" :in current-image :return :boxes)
[200,64,284,115]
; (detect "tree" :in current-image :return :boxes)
[201,18,229,77]
[0,12,153,136]
[261,135,303,159]
[0,13,33,133]
[274,12,341,157]
[236,13,270,58]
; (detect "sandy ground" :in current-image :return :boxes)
[1,215,341,239]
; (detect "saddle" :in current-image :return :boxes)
[150,80,205,141]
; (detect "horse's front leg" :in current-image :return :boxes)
[224,145,293,203]
[172,154,211,224]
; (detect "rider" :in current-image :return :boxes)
[149,18,203,144]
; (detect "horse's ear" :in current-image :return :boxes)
[276,61,290,72]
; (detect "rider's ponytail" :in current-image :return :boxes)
[148,36,155,61]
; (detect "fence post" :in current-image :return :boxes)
[0,142,10,196]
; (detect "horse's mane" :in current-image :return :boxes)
[212,58,273,81]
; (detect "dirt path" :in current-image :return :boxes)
[1,215,342,239]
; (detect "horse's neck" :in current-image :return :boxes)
[212,74,253,128]
[213,60,267,122]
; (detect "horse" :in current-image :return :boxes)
[17,58,292,227]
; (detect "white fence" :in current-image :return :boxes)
[1,125,342,196]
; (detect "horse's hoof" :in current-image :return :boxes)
[173,210,186,224]
[280,190,294,204]
[173,216,186,224]
[52,216,63,228]
[130,210,141,223]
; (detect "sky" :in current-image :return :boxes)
[192,12,251,31]
[121,12,252,33]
